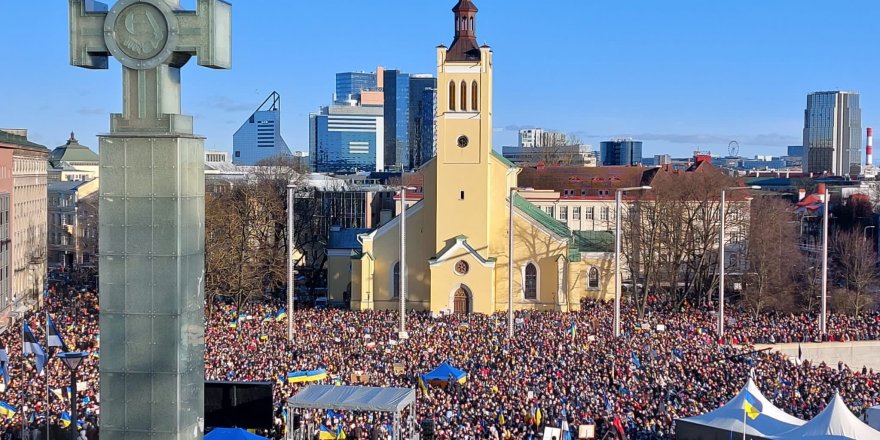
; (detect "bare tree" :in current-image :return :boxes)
[740,196,801,315]
[831,229,879,315]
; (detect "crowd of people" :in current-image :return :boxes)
[0,277,878,439]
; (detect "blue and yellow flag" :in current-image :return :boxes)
[60,411,72,427]
[569,322,577,339]
[0,402,16,418]
[276,308,288,322]
[228,322,238,329]
[742,391,763,420]
[318,425,337,439]
[287,369,327,383]
[418,375,428,395]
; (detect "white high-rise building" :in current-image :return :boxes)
[803,91,861,176]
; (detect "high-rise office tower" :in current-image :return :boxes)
[409,75,437,168]
[383,69,411,169]
[803,91,861,175]
[309,103,385,173]
[600,139,643,166]
[232,92,292,165]
[336,72,378,103]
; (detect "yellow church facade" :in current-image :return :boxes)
[327,0,614,315]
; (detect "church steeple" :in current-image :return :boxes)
[447,0,481,61]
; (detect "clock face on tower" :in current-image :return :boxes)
[457,135,469,148]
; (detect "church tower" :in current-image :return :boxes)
[433,0,494,253]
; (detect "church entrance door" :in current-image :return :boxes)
[453,286,470,314]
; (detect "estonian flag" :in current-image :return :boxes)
[742,391,763,420]
[48,315,69,352]
[23,323,47,374]
[0,348,9,385]
[0,402,16,418]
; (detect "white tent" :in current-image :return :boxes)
[773,393,880,440]
[676,378,805,440]
[867,405,880,431]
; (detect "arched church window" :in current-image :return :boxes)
[449,81,456,111]
[469,16,474,31]
[524,263,537,300]
[393,262,400,298]
[588,267,599,290]
[460,81,467,111]
[471,81,479,111]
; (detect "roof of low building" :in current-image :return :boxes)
[49,132,98,164]
[0,130,47,150]
[328,228,372,250]
[512,193,570,239]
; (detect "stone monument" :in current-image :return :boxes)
[69,0,230,437]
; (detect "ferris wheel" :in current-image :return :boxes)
[728,141,740,157]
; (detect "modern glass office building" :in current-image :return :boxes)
[336,72,377,103]
[803,91,861,175]
[409,75,437,168]
[383,70,410,170]
[310,104,385,173]
[232,92,292,165]
[599,139,643,166]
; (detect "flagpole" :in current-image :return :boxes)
[743,406,747,440]
[45,310,50,438]
[21,319,25,440]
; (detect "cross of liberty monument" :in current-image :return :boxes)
[69,0,231,437]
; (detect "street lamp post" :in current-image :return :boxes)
[863,225,875,242]
[820,185,829,335]
[57,352,88,440]
[507,187,533,338]
[286,184,295,343]
[399,185,416,339]
[614,186,651,338]
[717,186,760,338]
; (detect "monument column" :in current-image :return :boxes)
[69,0,231,438]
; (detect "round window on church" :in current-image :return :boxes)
[454,260,469,275]
[457,135,469,148]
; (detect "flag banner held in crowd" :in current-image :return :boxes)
[287,369,327,383]
[0,402,15,418]
[276,309,288,321]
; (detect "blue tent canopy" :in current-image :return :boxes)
[205,428,268,440]
[423,362,467,383]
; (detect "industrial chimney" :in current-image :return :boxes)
[867,127,873,166]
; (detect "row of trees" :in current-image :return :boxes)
[620,169,879,317]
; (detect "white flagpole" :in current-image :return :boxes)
[45,310,50,436]
[743,406,747,440]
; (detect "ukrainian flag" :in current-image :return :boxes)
[0,402,16,418]
[276,308,288,321]
[287,369,327,383]
[418,375,428,395]
[228,322,238,329]
[742,391,763,420]
[259,335,269,341]
[60,411,72,427]
[318,425,338,439]
[569,322,577,339]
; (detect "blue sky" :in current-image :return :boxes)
[2,0,880,159]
